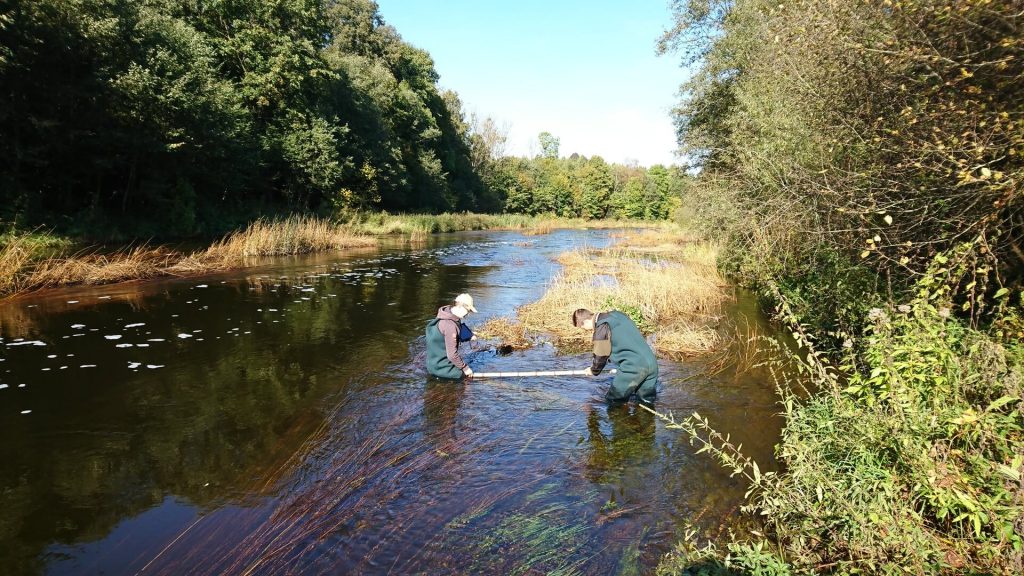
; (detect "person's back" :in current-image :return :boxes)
[596,311,657,375]
[573,308,658,404]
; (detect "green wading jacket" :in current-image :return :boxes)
[592,311,658,376]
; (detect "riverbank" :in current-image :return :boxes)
[0,213,659,300]
[477,229,729,358]
[649,258,1024,574]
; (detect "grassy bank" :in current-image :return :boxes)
[0,213,662,300]
[651,248,1024,575]
[0,216,371,299]
[477,229,730,358]
[336,211,667,237]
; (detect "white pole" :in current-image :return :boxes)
[472,369,616,379]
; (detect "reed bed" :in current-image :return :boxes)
[188,216,374,265]
[337,211,657,236]
[517,231,729,357]
[0,217,376,299]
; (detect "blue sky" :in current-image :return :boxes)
[375,0,689,167]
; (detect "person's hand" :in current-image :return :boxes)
[462,366,474,378]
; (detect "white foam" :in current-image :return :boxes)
[20,410,31,415]
[47,354,57,359]
[98,295,111,299]
[104,335,122,340]
[177,333,192,339]
[128,362,141,369]
[136,344,149,348]
[71,324,86,329]
[6,340,46,347]
[195,284,208,288]
[67,300,79,304]
[80,364,96,368]
[0,384,7,389]
[146,364,164,369]
[125,323,145,329]
[148,338,165,342]
[115,343,133,348]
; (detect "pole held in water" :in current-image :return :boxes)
[472,369,616,379]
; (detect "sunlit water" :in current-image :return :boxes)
[0,230,785,575]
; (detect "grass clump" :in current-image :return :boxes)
[475,317,533,350]
[518,231,728,357]
[190,215,373,263]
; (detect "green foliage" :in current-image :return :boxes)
[492,136,683,220]
[0,0,488,238]
[653,251,1024,574]
[601,296,656,334]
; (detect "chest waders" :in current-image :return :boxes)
[597,311,658,403]
[426,317,464,379]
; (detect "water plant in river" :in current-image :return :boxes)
[517,231,728,357]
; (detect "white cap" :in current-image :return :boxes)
[455,293,478,313]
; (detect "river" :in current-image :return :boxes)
[0,229,784,575]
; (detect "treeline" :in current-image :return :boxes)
[486,132,686,221]
[0,0,494,238]
[0,1,682,241]
[657,1,1023,574]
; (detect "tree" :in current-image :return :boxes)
[538,131,560,160]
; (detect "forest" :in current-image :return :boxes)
[0,0,681,241]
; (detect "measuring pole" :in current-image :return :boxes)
[471,369,616,379]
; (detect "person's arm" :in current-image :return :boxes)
[438,320,468,370]
[591,323,611,375]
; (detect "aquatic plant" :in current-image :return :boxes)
[517,231,729,356]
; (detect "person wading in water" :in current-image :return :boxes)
[572,308,658,404]
[426,293,478,379]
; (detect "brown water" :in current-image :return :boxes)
[0,229,786,575]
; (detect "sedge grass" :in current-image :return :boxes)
[0,217,376,299]
[517,231,729,356]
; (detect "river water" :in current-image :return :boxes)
[0,229,784,575]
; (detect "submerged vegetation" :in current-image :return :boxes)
[655,0,1024,574]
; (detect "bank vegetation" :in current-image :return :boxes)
[654,1,1023,574]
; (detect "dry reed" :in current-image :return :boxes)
[0,217,377,299]
[475,316,533,350]
[517,231,729,356]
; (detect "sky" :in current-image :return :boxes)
[375,0,689,167]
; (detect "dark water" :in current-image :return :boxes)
[0,230,785,575]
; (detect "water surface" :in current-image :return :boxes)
[0,230,785,575]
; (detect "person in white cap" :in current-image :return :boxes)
[425,293,479,379]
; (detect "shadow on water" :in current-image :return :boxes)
[0,229,790,575]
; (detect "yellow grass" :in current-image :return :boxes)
[0,217,377,299]
[475,316,533,350]
[517,230,729,356]
[189,216,374,266]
